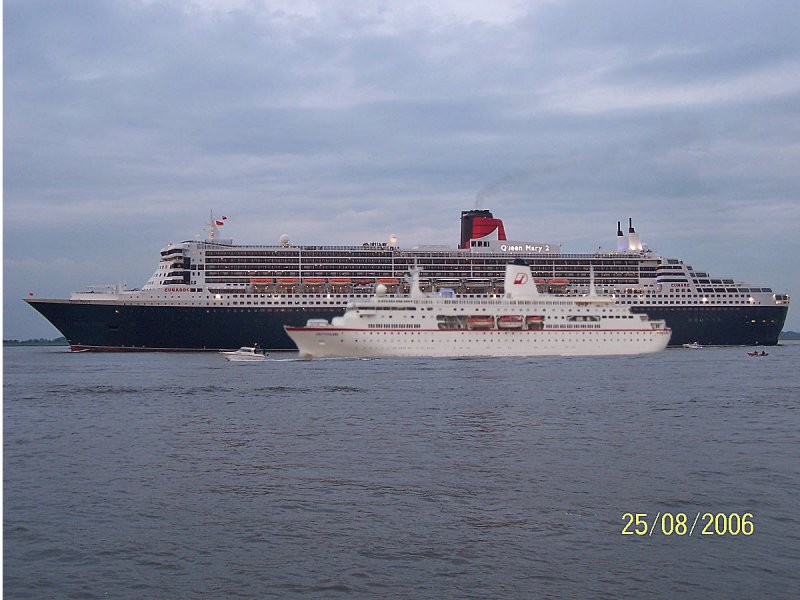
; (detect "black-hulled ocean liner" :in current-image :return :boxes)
[26,210,789,351]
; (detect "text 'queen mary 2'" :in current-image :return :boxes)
[26,210,789,351]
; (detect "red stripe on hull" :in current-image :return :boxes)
[70,345,221,352]
[284,327,671,334]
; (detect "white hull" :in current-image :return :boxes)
[286,328,671,358]
[222,354,266,361]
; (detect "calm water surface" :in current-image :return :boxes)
[4,345,800,598]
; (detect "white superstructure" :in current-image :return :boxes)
[285,262,672,358]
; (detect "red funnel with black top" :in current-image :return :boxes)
[459,210,507,249]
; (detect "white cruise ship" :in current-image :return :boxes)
[285,262,671,357]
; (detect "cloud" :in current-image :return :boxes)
[4,0,800,337]
[537,59,800,114]
[167,0,534,26]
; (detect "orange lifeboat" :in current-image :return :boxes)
[526,315,545,330]
[329,278,352,285]
[376,278,399,285]
[249,277,273,284]
[303,278,325,285]
[467,315,495,330]
[497,315,524,329]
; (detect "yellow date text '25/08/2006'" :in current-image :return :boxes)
[621,512,754,537]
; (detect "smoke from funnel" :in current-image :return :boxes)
[474,154,577,210]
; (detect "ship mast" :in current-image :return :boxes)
[208,210,217,242]
[206,210,227,243]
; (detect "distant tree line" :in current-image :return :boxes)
[3,337,69,346]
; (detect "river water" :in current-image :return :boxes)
[4,344,800,598]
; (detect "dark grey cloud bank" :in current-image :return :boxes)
[5,0,799,337]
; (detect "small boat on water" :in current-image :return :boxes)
[683,341,703,349]
[747,351,768,357]
[220,346,268,361]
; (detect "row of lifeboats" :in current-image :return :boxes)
[250,277,570,285]
[251,277,401,286]
[252,277,397,285]
[249,276,570,291]
[466,315,544,330]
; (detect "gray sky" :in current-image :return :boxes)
[4,0,799,338]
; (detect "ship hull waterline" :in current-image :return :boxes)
[26,299,788,351]
[285,327,672,358]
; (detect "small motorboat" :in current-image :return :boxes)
[221,346,268,361]
[683,341,703,349]
[746,351,768,357]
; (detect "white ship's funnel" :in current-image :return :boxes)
[616,221,626,252]
[504,261,540,298]
[627,218,643,252]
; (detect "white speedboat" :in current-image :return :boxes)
[220,346,268,361]
[682,341,703,348]
[285,262,671,358]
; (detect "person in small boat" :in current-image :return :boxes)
[760,350,767,356]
